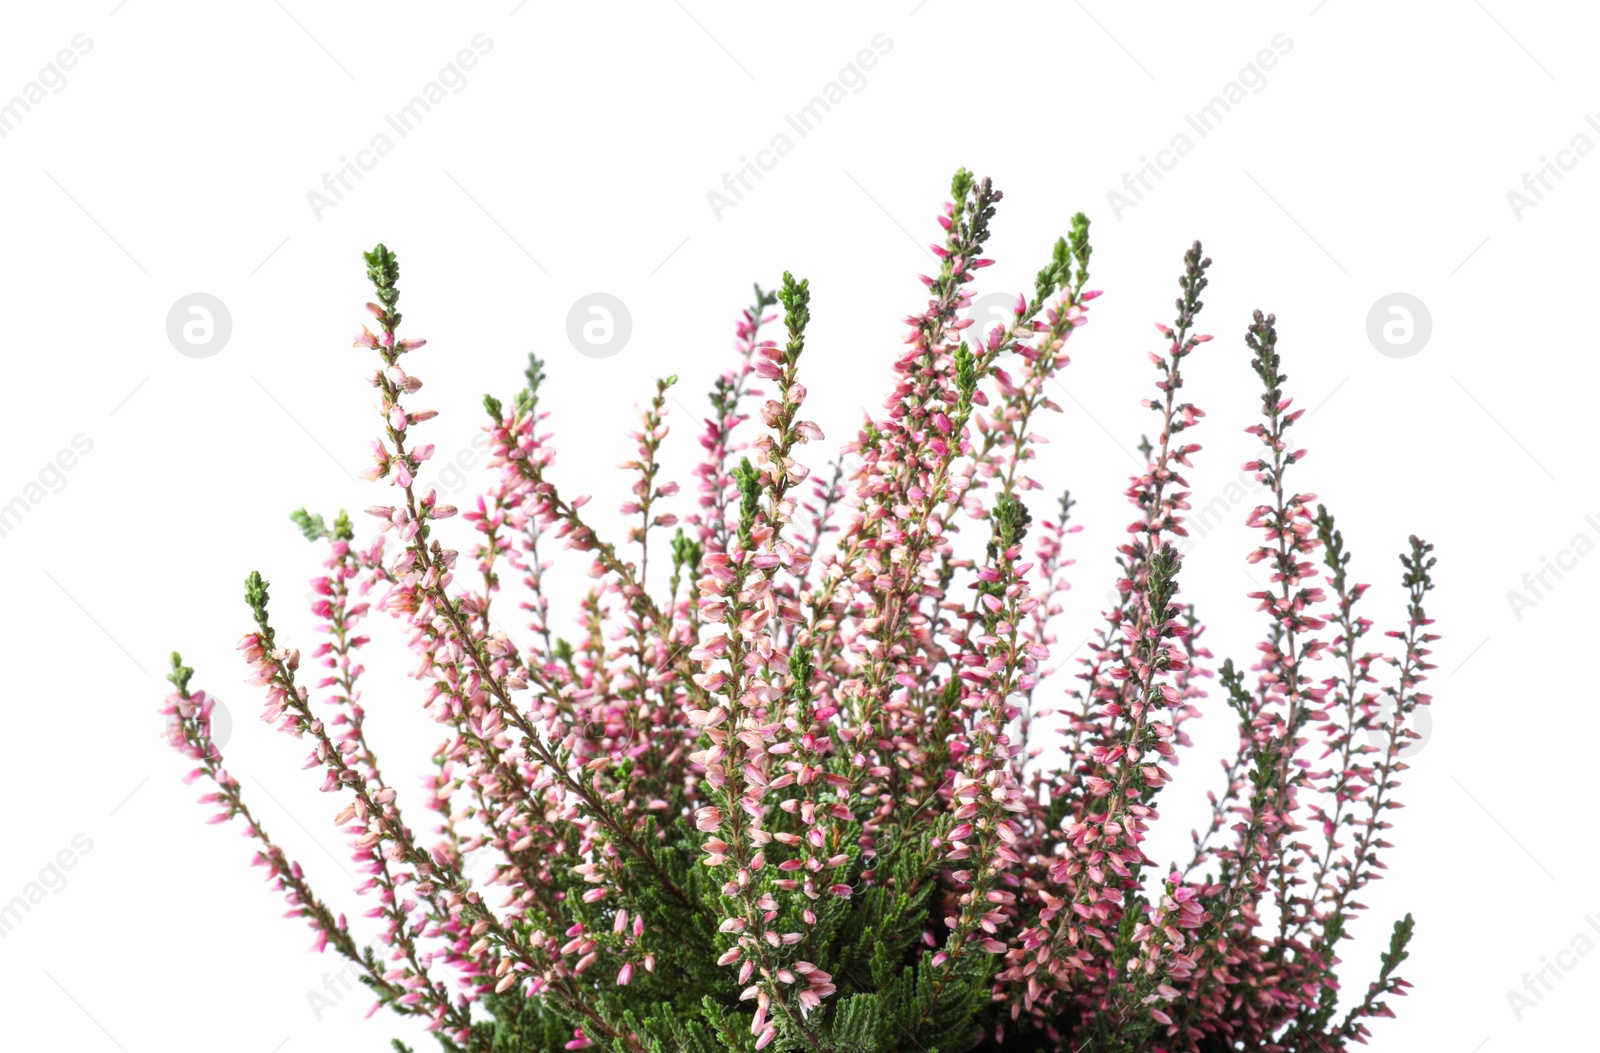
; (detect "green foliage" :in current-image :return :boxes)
[987,492,1033,559]
[289,507,328,542]
[243,569,272,634]
[952,342,978,418]
[777,271,810,367]
[400,766,1003,1053]
[1033,236,1072,303]
[290,507,354,542]
[1069,211,1092,290]
[670,527,704,598]
[365,242,403,327]
[166,651,193,696]
[733,456,762,548]
[950,167,976,203]
[1032,212,1092,304]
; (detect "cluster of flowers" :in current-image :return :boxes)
[161,170,1438,1052]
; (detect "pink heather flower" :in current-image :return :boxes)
[159,202,1438,1053]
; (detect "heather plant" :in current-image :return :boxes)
[161,169,1439,1053]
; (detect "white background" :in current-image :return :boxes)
[0,2,1592,1050]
